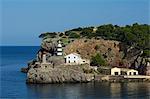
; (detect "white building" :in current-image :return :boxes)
[127,69,138,75]
[111,67,121,75]
[57,40,63,56]
[64,53,90,65]
[111,67,138,76]
[93,27,97,32]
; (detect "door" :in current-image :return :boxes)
[115,72,118,75]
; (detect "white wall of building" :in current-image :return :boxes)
[57,40,63,56]
[111,67,139,76]
[64,53,89,65]
[111,67,121,75]
[80,59,90,65]
[127,69,138,75]
[65,53,81,65]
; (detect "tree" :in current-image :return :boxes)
[70,27,83,31]
[39,32,57,38]
[59,33,64,37]
[90,53,106,66]
[94,45,100,51]
[69,32,80,38]
[80,27,94,38]
[142,50,150,57]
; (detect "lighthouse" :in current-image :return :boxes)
[57,40,63,56]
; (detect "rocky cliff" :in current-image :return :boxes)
[64,39,127,67]
[26,63,94,83]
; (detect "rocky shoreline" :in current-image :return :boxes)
[21,57,150,84]
[21,64,150,84]
[94,75,150,83]
[24,63,95,84]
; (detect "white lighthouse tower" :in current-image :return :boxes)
[57,40,63,56]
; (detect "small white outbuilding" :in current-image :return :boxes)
[127,69,138,75]
[111,67,139,76]
[111,67,121,75]
[64,53,90,65]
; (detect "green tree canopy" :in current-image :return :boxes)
[90,53,106,66]
[39,32,57,39]
[68,32,80,38]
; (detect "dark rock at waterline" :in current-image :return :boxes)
[21,67,28,73]
[21,59,38,73]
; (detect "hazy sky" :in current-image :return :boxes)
[1,0,149,46]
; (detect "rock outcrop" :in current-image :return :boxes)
[21,67,28,73]
[26,64,94,83]
[124,48,149,75]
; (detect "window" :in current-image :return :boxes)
[129,72,132,75]
[83,61,85,62]
[121,71,124,75]
[68,57,70,58]
[74,57,76,58]
[74,61,76,63]
[133,72,136,75]
[68,60,70,63]
[115,72,118,75]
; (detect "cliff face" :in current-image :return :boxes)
[64,39,129,68]
[120,46,150,75]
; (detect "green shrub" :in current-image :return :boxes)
[39,32,57,38]
[83,69,95,74]
[142,50,150,57]
[90,53,106,66]
[94,45,100,50]
[69,32,80,38]
[97,67,110,75]
[59,33,64,37]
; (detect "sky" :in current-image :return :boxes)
[0,0,149,46]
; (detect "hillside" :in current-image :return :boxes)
[39,23,150,58]
[37,23,150,75]
[64,39,127,67]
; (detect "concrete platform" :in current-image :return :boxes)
[124,75,150,79]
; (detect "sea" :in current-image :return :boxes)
[0,46,150,99]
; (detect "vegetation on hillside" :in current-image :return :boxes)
[39,23,150,59]
[39,32,57,39]
[68,23,149,57]
[90,53,106,66]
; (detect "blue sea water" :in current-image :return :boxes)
[0,46,150,99]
